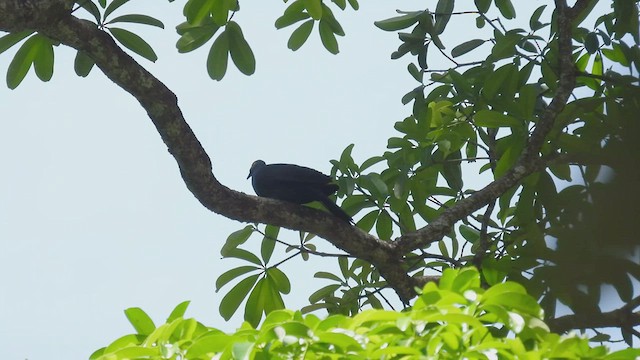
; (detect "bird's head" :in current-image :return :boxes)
[247,160,266,179]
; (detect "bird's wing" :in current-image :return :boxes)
[264,164,332,185]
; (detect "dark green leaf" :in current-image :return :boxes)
[108,14,165,28]
[433,0,454,35]
[104,0,131,20]
[222,248,262,266]
[459,224,480,243]
[376,210,393,240]
[314,271,343,282]
[275,11,311,29]
[374,12,422,32]
[451,39,485,58]
[529,5,546,31]
[216,265,259,291]
[243,278,265,327]
[226,21,256,75]
[207,31,229,81]
[319,20,339,54]
[584,32,599,54]
[219,274,260,320]
[495,0,516,19]
[77,0,101,23]
[124,307,155,336]
[288,20,314,51]
[474,0,491,13]
[74,50,95,77]
[261,225,279,264]
[108,27,158,62]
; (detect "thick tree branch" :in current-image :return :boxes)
[0,1,417,301]
[394,0,577,255]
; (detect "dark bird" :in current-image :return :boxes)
[247,160,352,223]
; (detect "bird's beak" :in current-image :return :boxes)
[247,172,251,179]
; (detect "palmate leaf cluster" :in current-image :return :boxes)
[92,268,639,359]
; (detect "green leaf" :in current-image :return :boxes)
[77,0,101,24]
[0,30,34,55]
[210,0,230,26]
[304,0,323,20]
[216,265,259,291]
[166,300,191,322]
[360,156,384,172]
[244,278,266,326]
[374,12,422,31]
[207,31,229,81]
[267,267,291,294]
[222,248,263,266]
[356,210,379,232]
[104,0,131,20]
[74,50,95,77]
[459,224,480,243]
[319,20,339,54]
[451,39,485,58]
[376,210,393,240]
[495,0,516,19]
[226,21,256,75]
[474,0,491,13]
[275,11,311,29]
[6,35,40,89]
[108,14,164,28]
[474,110,522,128]
[433,0,454,35]
[288,20,314,51]
[530,5,546,31]
[584,32,599,54]
[221,225,254,255]
[108,27,158,62]
[32,36,54,82]
[219,273,260,320]
[124,307,156,335]
[261,224,279,264]
[176,25,219,53]
[315,271,343,282]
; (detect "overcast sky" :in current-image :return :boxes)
[0,1,611,359]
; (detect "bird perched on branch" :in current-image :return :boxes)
[247,160,352,223]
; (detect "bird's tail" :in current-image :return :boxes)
[320,197,353,224]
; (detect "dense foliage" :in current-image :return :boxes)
[1,0,639,358]
[91,268,640,359]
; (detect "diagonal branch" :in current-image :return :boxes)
[0,1,417,301]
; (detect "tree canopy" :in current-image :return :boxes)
[1,0,639,358]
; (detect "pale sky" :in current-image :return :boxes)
[0,1,609,359]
